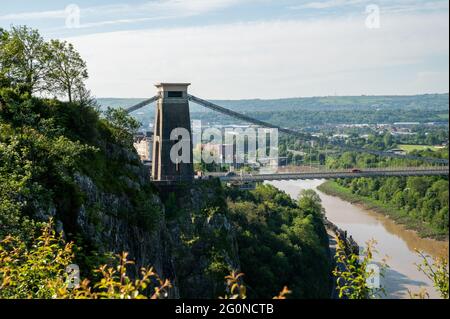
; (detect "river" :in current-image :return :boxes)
[266,179,449,299]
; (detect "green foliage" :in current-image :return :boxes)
[220,271,247,299]
[46,40,88,103]
[0,221,75,298]
[412,251,449,299]
[0,26,48,94]
[297,189,324,217]
[85,252,172,299]
[0,25,90,102]
[207,252,232,284]
[226,184,331,298]
[333,239,387,299]
[0,221,171,299]
[0,67,159,268]
[104,107,141,147]
[0,116,95,239]
[220,271,291,300]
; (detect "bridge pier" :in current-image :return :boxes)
[152,83,194,182]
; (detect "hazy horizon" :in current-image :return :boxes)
[96,92,449,101]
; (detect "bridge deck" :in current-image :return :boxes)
[218,167,449,182]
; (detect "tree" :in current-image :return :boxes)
[46,40,88,103]
[104,107,141,146]
[298,189,324,217]
[409,251,449,299]
[333,239,387,299]
[383,132,394,148]
[0,26,50,94]
[0,221,172,299]
[0,26,90,102]
[0,28,10,88]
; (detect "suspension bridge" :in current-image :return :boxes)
[125,83,449,183]
[216,167,450,182]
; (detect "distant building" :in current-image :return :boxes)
[391,131,417,136]
[332,134,349,139]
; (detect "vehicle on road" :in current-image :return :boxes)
[225,172,237,177]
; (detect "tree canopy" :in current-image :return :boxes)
[0,25,89,103]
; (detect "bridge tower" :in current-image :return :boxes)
[152,83,194,181]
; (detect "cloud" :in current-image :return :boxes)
[290,0,449,13]
[66,11,449,99]
[0,9,66,21]
[0,0,246,26]
[380,0,449,14]
[154,0,244,14]
[291,0,366,10]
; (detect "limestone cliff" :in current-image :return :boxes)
[64,169,239,299]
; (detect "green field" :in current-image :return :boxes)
[398,144,440,153]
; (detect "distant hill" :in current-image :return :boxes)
[97,93,449,112]
[96,93,449,128]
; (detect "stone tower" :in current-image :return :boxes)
[152,83,194,181]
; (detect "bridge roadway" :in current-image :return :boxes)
[216,167,450,182]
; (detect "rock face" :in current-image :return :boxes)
[26,134,240,298]
[70,172,239,299]
[161,181,240,298]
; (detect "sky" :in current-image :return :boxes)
[0,0,449,99]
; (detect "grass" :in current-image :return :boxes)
[317,181,448,241]
[398,144,440,153]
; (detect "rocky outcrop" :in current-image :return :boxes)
[71,172,177,297]
[63,172,239,299]
[162,181,240,298]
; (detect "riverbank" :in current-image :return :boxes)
[325,220,360,299]
[318,181,449,242]
[268,179,448,298]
